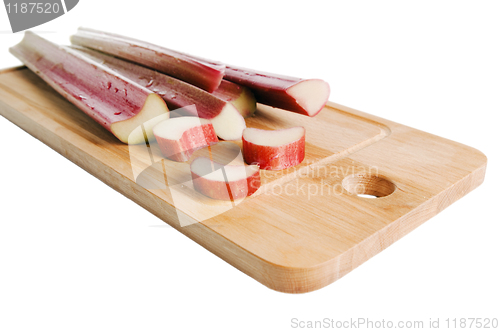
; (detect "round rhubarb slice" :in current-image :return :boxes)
[242,127,305,170]
[153,117,218,162]
[190,157,260,201]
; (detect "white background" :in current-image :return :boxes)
[0,1,498,331]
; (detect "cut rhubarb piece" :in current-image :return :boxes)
[242,127,305,170]
[153,117,218,162]
[70,46,246,141]
[9,32,169,144]
[70,27,225,93]
[190,157,260,201]
[212,80,256,118]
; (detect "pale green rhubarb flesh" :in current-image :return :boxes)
[70,46,246,141]
[70,27,225,93]
[9,32,169,144]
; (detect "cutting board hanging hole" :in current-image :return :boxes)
[342,173,396,198]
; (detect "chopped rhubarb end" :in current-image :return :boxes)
[286,79,330,117]
[213,80,256,118]
[111,93,170,144]
[210,104,246,141]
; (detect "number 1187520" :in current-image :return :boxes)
[5,2,60,14]
[446,318,498,329]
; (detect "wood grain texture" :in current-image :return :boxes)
[0,66,487,293]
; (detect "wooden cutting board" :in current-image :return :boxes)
[0,66,487,293]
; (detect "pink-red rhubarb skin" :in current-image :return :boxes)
[155,123,218,162]
[242,135,306,170]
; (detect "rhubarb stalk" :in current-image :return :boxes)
[156,46,330,116]
[148,46,330,116]
[70,27,225,93]
[9,31,169,144]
